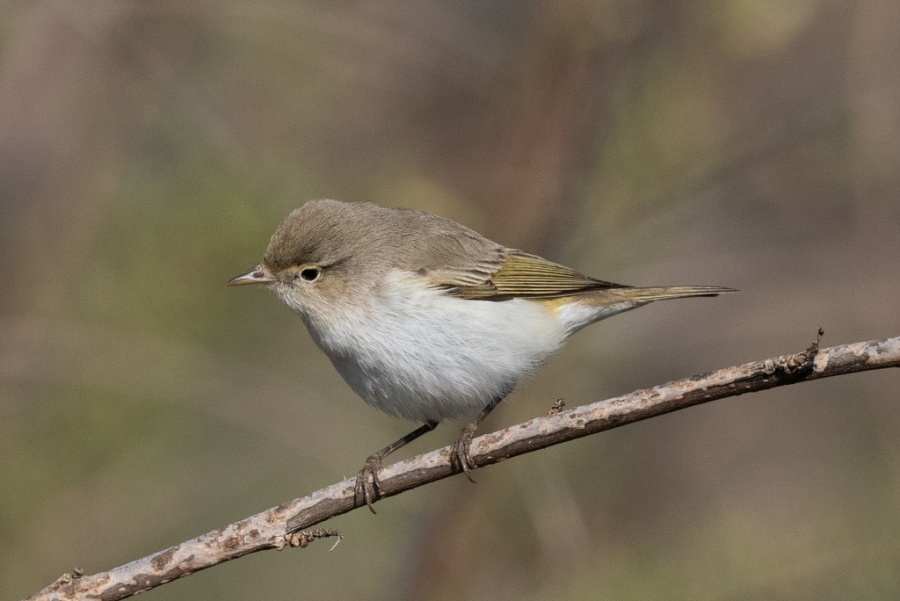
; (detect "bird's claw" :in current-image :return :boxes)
[451,423,478,483]
[354,455,383,513]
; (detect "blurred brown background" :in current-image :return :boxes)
[2,1,899,600]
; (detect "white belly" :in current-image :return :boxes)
[302,271,569,423]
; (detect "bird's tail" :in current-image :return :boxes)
[556,284,734,334]
[611,285,737,302]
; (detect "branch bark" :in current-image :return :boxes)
[27,335,900,601]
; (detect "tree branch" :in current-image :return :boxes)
[27,335,900,601]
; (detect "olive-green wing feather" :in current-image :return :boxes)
[429,250,623,301]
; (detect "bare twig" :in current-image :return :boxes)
[26,335,900,601]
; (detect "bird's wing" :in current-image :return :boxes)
[423,249,623,301]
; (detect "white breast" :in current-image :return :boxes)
[302,270,569,423]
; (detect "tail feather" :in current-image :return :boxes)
[553,285,734,334]
[612,285,737,303]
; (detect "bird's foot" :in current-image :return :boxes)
[354,454,383,514]
[451,422,479,483]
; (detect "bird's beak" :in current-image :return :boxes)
[227,267,276,287]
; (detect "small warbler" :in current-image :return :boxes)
[229,199,733,510]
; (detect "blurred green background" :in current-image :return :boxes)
[2,1,899,600]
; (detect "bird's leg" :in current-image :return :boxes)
[356,421,438,513]
[452,395,505,482]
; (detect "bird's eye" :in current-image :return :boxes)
[299,267,321,282]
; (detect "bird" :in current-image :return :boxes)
[228,199,733,510]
